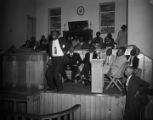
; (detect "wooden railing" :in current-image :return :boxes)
[0,96,27,113]
[0,104,81,120]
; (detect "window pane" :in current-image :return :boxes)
[50,8,61,16]
[100,27,115,34]
[100,2,115,12]
[50,17,61,23]
[101,12,115,26]
[50,23,61,28]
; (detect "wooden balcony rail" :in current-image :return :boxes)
[0,104,81,120]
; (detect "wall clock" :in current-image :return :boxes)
[77,6,85,16]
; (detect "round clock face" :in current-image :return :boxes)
[77,6,85,16]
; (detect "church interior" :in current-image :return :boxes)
[0,0,153,120]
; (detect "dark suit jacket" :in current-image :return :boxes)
[48,37,70,57]
[124,75,150,120]
[83,52,97,64]
[48,37,70,64]
[67,53,82,66]
[104,37,115,48]
[126,55,139,69]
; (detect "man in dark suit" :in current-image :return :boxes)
[123,66,150,120]
[104,33,115,49]
[45,31,70,92]
[78,46,97,82]
[126,48,139,69]
[66,46,82,81]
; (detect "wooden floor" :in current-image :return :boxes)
[0,82,122,99]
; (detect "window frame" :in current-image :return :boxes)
[99,2,115,34]
[48,8,61,35]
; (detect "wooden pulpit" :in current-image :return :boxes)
[90,59,104,93]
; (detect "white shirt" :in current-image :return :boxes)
[126,75,132,87]
[106,56,111,65]
[111,55,127,76]
[69,52,74,57]
[89,53,93,62]
[52,39,64,57]
[128,55,134,66]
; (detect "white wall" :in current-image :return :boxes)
[1,0,36,50]
[36,0,127,40]
[128,0,153,59]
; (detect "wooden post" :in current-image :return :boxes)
[90,59,104,93]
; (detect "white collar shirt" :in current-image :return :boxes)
[52,39,64,57]
[126,75,132,87]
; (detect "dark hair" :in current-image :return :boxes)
[89,45,95,51]
[107,33,112,38]
[130,48,137,56]
[106,48,112,55]
[119,47,126,53]
[51,30,59,35]
[121,25,127,30]
[96,32,101,35]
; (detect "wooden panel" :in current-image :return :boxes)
[138,53,153,86]
[144,56,153,86]
[27,92,126,120]
[2,60,17,87]
[3,53,47,89]
[27,92,153,120]
[91,59,104,93]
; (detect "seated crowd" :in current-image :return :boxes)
[9,24,140,90]
[20,31,116,52]
[19,28,140,88]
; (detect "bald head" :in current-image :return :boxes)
[124,66,135,77]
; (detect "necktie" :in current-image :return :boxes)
[130,56,133,66]
[54,46,57,54]
[107,56,110,64]
[126,85,128,91]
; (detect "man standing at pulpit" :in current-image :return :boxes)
[45,31,70,92]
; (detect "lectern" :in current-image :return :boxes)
[90,59,104,93]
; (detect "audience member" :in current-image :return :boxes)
[107,47,127,76]
[81,41,90,49]
[75,46,96,85]
[123,66,150,120]
[72,35,80,48]
[116,25,127,48]
[92,32,104,49]
[126,48,139,69]
[103,48,116,74]
[67,35,73,44]
[38,35,48,51]
[21,40,30,48]
[104,33,115,48]
[29,36,36,49]
[66,46,82,81]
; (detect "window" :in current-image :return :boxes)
[99,2,115,34]
[27,16,36,40]
[49,8,61,35]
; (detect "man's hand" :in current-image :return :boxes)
[135,91,140,97]
[47,57,52,66]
